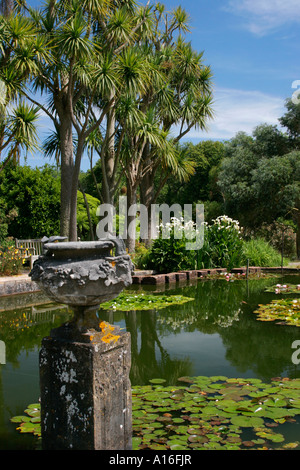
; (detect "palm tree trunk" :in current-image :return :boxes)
[140,171,155,248]
[101,99,116,206]
[0,0,13,17]
[59,117,74,239]
[126,182,137,253]
[69,138,85,241]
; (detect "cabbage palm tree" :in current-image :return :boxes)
[92,4,213,251]
[129,7,213,249]
[0,12,39,170]
[20,0,152,241]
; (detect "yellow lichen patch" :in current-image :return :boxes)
[99,320,120,344]
[99,321,115,332]
[101,333,120,344]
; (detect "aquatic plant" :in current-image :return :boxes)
[254,299,300,327]
[12,376,300,450]
[100,292,194,311]
[265,284,300,295]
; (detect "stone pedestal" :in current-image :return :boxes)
[39,324,132,450]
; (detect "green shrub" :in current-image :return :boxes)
[145,217,197,273]
[144,215,244,273]
[77,191,100,240]
[241,237,289,267]
[257,219,297,259]
[131,242,151,270]
[205,216,243,270]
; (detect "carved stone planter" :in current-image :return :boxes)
[30,239,133,308]
[29,238,134,450]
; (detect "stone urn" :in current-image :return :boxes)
[30,237,134,450]
[29,237,134,337]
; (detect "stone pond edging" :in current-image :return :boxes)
[132,266,300,285]
[0,273,40,297]
[0,266,300,297]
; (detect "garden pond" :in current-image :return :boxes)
[0,273,300,450]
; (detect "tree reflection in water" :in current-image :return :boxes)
[101,275,300,385]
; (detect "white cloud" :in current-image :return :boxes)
[226,0,300,35]
[182,87,285,141]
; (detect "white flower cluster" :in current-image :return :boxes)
[157,216,199,239]
[211,215,241,233]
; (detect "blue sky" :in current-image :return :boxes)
[162,0,300,142]
[22,0,300,169]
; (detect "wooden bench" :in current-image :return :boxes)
[15,238,43,268]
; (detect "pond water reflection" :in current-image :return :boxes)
[100,275,300,386]
[0,274,300,449]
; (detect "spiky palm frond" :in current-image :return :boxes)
[117,47,150,97]
[136,107,163,148]
[0,65,23,102]
[106,6,135,46]
[170,6,190,35]
[116,94,142,129]
[56,11,93,60]
[8,101,39,151]
[42,128,61,164]
[6,14,36,46]
[92,53,120,97]
[81,0,111,17]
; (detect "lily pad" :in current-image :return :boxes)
[149,378,167,385]
[100,292,194,311]
[11,375,300,451]
[265,284,300,294]
[230,415,264,428]
[10,415,31,424]
[254,299,300,327]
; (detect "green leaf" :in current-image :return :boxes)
[10,415,31,423]
[149,378,167,385]
[230,416,264,428]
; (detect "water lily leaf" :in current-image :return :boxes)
[265,284,300,294]
[17,422,37,433]
[226,436,242,444]
[282,442,299,449]
[188,434,209,444]
[24,409,40,418]
[27,403,40,409]
[132,410,146,418]
[210,376,228,382]
[148,443,168,450]
[132,437,142,449]
[263,398,287,408]
[10,415,31,423]
[254,299,300,326]
[242,440,255,447]
[30,416,41,423]
[231,415,264,428]
[169,444,187,450]
[12,375,300,450]
[149,378,167,385]
[101,292,194,311]
[177,376,195,384]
